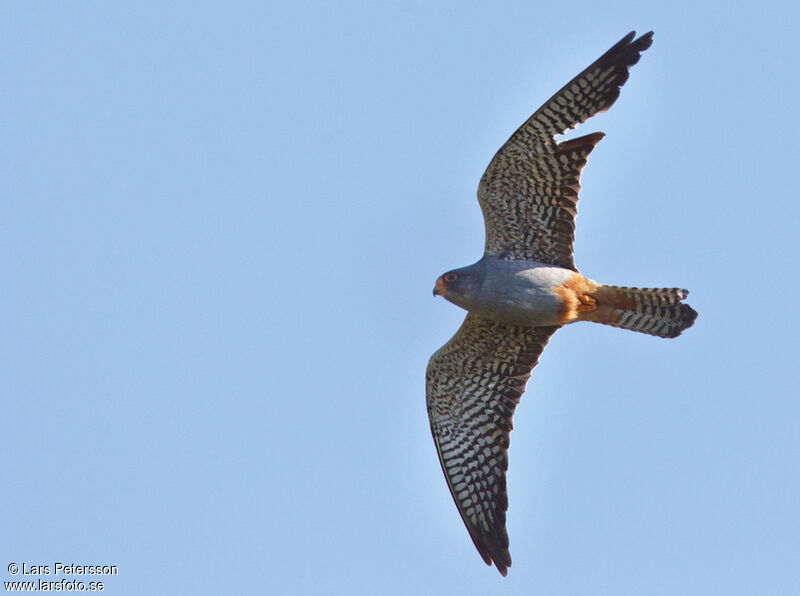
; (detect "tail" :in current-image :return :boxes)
[580,285,698,338]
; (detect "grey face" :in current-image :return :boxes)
[432,261,485,310]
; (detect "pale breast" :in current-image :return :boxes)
[470,260,576,326]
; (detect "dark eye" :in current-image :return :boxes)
[444,272,458,283]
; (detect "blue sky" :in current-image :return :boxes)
[2,2,799,594]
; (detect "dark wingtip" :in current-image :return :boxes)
[490,547,511,576]
[472,532,511,576]
[608,30,653,57]
[635,30,655,49]
[614,30,654,65]
[484,528,512,576]
[584,30,654,118]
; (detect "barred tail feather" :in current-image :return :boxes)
[582,285,697,338]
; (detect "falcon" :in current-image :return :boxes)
[426,31,696,576]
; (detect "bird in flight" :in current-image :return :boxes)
[426,31,696,576]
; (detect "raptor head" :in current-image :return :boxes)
[432,271,457,297]
[433,262,484,310]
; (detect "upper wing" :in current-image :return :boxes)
[426,313,560,575]
[477,31,654,269]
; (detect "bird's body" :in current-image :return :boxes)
[426,31,697,576]
[436,258,576,326]
[436,256,696,336]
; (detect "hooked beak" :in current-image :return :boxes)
[433,277,446,297]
